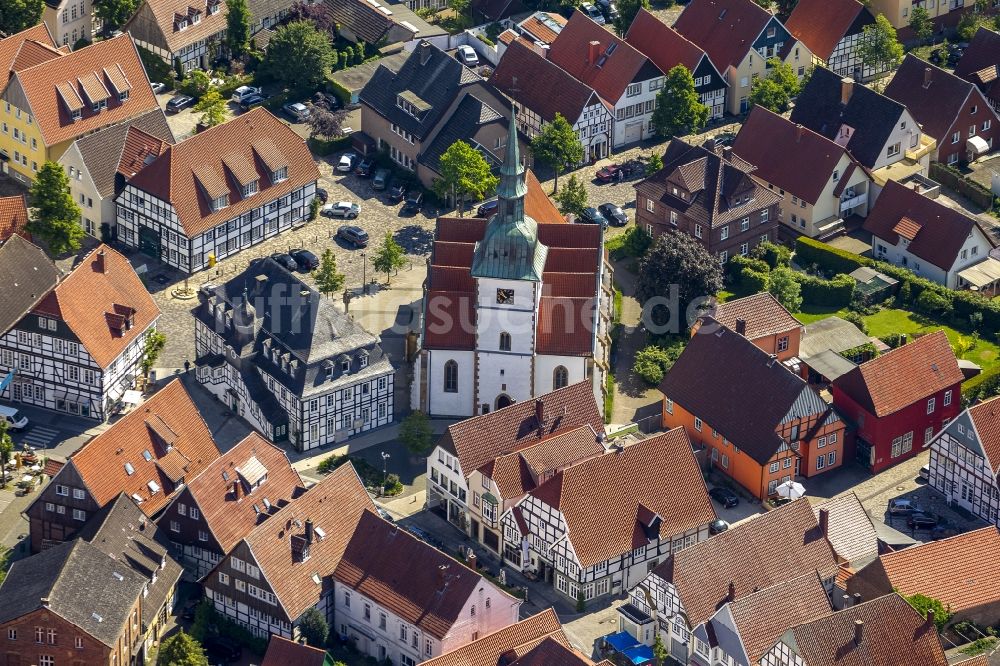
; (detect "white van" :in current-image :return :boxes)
[0,405,28,431]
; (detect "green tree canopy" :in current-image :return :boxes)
[554,174,587,217]
[226,0,251,59]
[400,411,433,455]
[93,0,138,31]
[193,88,227,127]
[904,594,953,633]
[157,630,208,666]
[530,113,583,191]
[651,65,709,139]
[0,0,44,36]
[28,162,83,256]
[857,14,903,89]
[636,231,723,328]
[0,422,12,488]
[908,6,933,43]
[262,21,335,93]
[298,607,328,647]
[767,267,803,312]
[314,249,345,296]
[434,140,498,214]
[140,331,167,377]
[371,232,406,283]
[647,153,663,173]
[749,58,800,113]
[613,0,649,35]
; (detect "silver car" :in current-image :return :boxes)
[323,201,360,219]
[282,101,310,122]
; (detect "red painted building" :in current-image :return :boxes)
[832,331,962,473]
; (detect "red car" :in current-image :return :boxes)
[595,164,624,183]
[595,159,645,183]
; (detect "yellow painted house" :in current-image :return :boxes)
[0,32,159,185]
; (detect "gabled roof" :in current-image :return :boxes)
[0,539,147,647]
[63,379,220,516]
[661,320,835,465]
[774,593,947,666]
[423,609,566,666]
[418,92,506,174]
[437,381,603,478]
[968,396,1000,476]
[322,0,394,44]
[625,8,710,78]
[261,636,331,666]
[785,0,872,61]
[0,193,30,242]
[0,235,59,337]
[73,109,175,199]
[241,464,375,622]
[0,23,58,80]
[733,106,856,205]
[812,492,879,568]
[674,0,777,71]
[955,27,1000,104]
[708,292,801,341]
[524,428,716,568]
[651,498,840,627]
[548,10,661,104]
[10,35,160,147]
[36,244,160,368]
[800,316,871,359]
[518,12,566,44]
[833,330,962,418]
[126,108,318,238]
[182,433,305,557]
[863,179,993,271]
[491,39,603,125]
[126,0,228,54]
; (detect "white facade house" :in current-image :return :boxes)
[44,0,93,48]
[928,397,1000,527]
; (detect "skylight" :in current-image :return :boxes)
[124,462,135,475]
[142,450,152,461]
[147,480,161,494]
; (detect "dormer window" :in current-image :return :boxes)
[341,358,350,372]
[192,12,201,23]
[397,96,419,117]
[359,353,368,368]
[242,180,258,198]
[272,166,287,182]
[119,90,129,102]
[92,99,107,113]
[176,18,188,30]
[212,194,229,211]
[208,2,219,13]
[71,109,82,121]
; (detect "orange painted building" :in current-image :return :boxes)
[661,319,846,500]
[700,292,803,362]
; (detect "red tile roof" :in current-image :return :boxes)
[785,0,870,61]
[518,12,566,44]
[486,425,605,501]
[0,195,29,242]
[66,379,220,516]
[127,0,229,54]
[863,180,992,271]
[116,126,169,179]
[954,27,1000,84]
[674,0,775,71]
[968,396,1000,476]
[260,636,329,666]
[625,8,707,76]
[708,292,801,341]
[536,297,595,356]
[832,330,962,418]
[422,609,566,666]
[525,428,716,568]
[0,23,57,80]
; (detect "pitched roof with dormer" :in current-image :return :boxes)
[125,0,228,55]
[674,0,783,71]
[955,27,1000,104]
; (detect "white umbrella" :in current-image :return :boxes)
[775,480,806,499]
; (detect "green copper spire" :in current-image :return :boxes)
[496,111,527,201]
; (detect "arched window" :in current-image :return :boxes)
[553,366,569,390]
[443,360,458,393]
[499,332,511,351]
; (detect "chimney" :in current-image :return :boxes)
[818,508,830,537]
[419,41,432,66]
[467,550,477,571]
[305,518,314,545]
[722,146,733,161]
[232,480,241,500]
[853,620,864,645]
[795,124,804,143]
[926,608,935,628]
[923,66,932,88]
[840,77,854,106]
[41,597,50,608]
[853,592,862,606]
[727,580,736,602]
[735,318,747,336]
[535,399,545,429]
[842,594,851,608]
[587,40,600,65]
[94,249,106,273]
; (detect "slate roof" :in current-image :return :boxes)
[625,8,711,78]
[0,235,58,336]
[548,10,662,104]
[785,0,872,61]
[661,320,838,465]
[884,55,987,141]
[636,138,780,229]
[63,379,220,516]
[33,244,160,369]
[674,0,776,71]
[968,396,1000,477]
[126,108,318,238]
[490,39,603,125]
[524,428,716,568]
[733,106,855,205]
[472,0,523,22]
[813,492,879,568]
[708,292,801,341]
[423,609,566,666]
[651,498,840,627]
[955,27,1000,103]
[863,179,993,271]
[0,23,57,81]
[261,636,330,666]
[833,330,962,418]
[0,539,147,647]
[775,593,947,666]
[419,93,506,174]
[322,0,394,44]
[799,316,871,359]
[0,194,29,242]
[74,109,175,198]
[791,67,908,170]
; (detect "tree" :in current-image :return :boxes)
[647,153,663,173]
[531,113,583,192]
[767,267,802,311]
[653,632,668,666]
[636,231,724,327]
[140,331,167,377]
[651,65,709,138]
[909,6,933,44]
[225,0,251,59]
[28,162,83,256]
[400,410,433,455]
[904,594,952,633]
[0,422,12,488]
[372,232,406,284]
[298,607,328,647]
[749,58,800,113]
[774,0,797,16]
[157,630,208,666]
[306,104,348,139]
[0,0,43,35]
[613,0,649,35]
[286,0,334,30]
[434,141,498,214]
[194,88,227,128]
[448,0,470,17]
[314,250,345,296]
[857,14,903,89]
[262,21,335,93]
[93,0,138,32]
[554,174,587,217]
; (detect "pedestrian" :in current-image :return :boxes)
[617,168,623,183]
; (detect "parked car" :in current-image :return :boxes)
[337,152,357,172]
[316,187,329,204]
[337,225,369,248]
[455,45,479,67]
[907,512,939,530]
[204,636,242,663]
[323,201,361,219]
[387,179,406,203]
[150,81,166,94]
[377,507,395,523]
[709,486,740,509]
[231,85,262,103]
[165,94,194,113]
[582,2,605,24]
[595,163,634,183]
[238,94,266,112]
[0,405,28,431]
[709,518,730,535]
[598,203,628,226]
[605,3,619,21]
[282,101,310,122]
[578,207,608,227]
[270,253,298,272]
[289,248,319,271]
[918,465,929,481]
[355,156,375,177]
[477,199,499,218]
[402,190,423,213]
[372,168,391,190]
[888,498,924,516]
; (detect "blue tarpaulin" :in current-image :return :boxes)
[603,632,639,653]
[622,645,655,665]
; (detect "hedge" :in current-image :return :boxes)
[795,236,867,275]
[963,364,1000,405]
[794,272,855,307]
[741,268,769,294]
[726,255,769,282]
[325,76,353,106]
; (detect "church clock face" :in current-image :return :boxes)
[496,289,514,304]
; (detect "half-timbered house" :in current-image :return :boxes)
[194,257,394,451]
[785,0,879,81]
[500,429,716,603]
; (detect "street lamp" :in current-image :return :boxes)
[381,451,390,495]
[361,251,367,294]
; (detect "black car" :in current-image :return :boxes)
[709,486,740,508]
[387,180,406,203]
[270,252,298,272]
[355,156,375,177]
[337,225,369,248]
[289,248,319,271]
[578,207,608,227]
[165,94,194,113]
[477,199,499,218]
[598,203,628,226]
[709,518,730,535]
[204,636,242,663]
[402,190,423,213]
[238,93,266,112]
[315,188,329,204]
[907,512,940,530]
